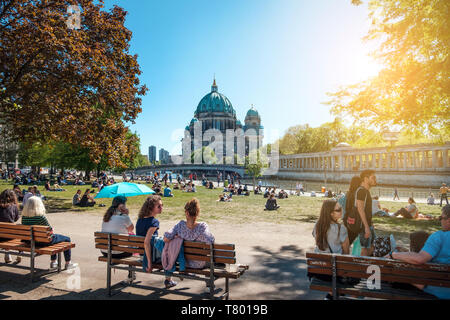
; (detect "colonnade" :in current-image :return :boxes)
[278,143,450,172]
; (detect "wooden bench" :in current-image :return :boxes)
[306,252,450,300]
[0,222,75,282]
[94,232,249,299]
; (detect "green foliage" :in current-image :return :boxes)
[326,0,450,138]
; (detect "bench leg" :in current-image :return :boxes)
[225,278,229,300]
[57,252,62,273]
[107,264,112,296]
[30,255,35,283]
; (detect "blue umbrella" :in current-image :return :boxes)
[94,182,155,199]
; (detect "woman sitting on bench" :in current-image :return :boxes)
[311,199,350,300]
[21,196,77,270]
[0,189,21,264]
[164,198,215,268]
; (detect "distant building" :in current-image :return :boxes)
[159,148,170,164]
[182,79,263,163]
[148,145,156,164]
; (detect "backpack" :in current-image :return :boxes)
[344,187,367,235]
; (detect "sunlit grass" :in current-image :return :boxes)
[0,181,442,242]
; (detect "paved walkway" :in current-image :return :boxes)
[0,210,325,300]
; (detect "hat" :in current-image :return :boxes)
[112,195,127,206]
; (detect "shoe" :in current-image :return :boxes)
[164,279,177,289]
[13,256,21,264]
[324,293,334,300]
[50,261,58,269]
[64,262,78,270]
[4,254,12,263]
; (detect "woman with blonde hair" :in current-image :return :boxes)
[21,196,77,270]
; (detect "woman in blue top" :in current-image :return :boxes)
[136,195,162,273]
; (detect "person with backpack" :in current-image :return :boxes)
[344,170,377,256]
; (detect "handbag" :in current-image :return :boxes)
[373,236,391,257]
[344,187,366,234]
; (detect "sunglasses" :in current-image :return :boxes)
[439,216,448,221]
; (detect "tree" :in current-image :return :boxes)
[326,0,449,139]
[0,1,148,167]
[245,149,270,189]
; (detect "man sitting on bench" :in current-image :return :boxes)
[386,204,450,299]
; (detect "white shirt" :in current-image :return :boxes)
[101,213,133,254]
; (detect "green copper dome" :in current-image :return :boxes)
[194,80,236,117]
[245,106,260,118]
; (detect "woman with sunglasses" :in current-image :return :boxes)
[311,200,350,300]
[313,199,349,255]
[136,195,163,275]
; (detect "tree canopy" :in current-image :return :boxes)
[326,0,449,139]
[0,0,147,167]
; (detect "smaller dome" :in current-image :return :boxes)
[236,120,242,126]
[185,125,190,131]
[246,106,260,118]
[190,118,198,124]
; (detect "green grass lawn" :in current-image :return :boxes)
[0,181,443,242]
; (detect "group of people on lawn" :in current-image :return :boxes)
[1,170,449,299]
[312,169,449,299]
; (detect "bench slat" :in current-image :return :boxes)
[183,247,236,258]
[0,240,75,255]
[95,232,145,243]
[306,252,450,272]
[95,244,144,254]
[309,278,438,300]
[0,232,52,243]
[307,259,450,281]
[95,238,146,248]
[307,266,450,288]
[184,253,236,265]
[0,228,52,237]
[97,256,246,279]
[0,222,51,232]
[184,241,235,251]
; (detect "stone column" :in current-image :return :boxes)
[443,149,448,168]
[422,151,427,169]
[387,153,391,170]
[432,150,437,169]
[331,156,336,171]
[403,152,408,170]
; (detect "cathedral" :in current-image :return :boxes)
[182,79,263,164]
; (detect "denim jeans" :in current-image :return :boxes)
[51,234,71,262]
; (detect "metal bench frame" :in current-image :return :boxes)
[98,232,247,300]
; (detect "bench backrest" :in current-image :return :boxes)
[0,222,53,243]
[306,252,450,288]
[94,232,236,264]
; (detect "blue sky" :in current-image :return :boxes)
[102,0,382,159]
